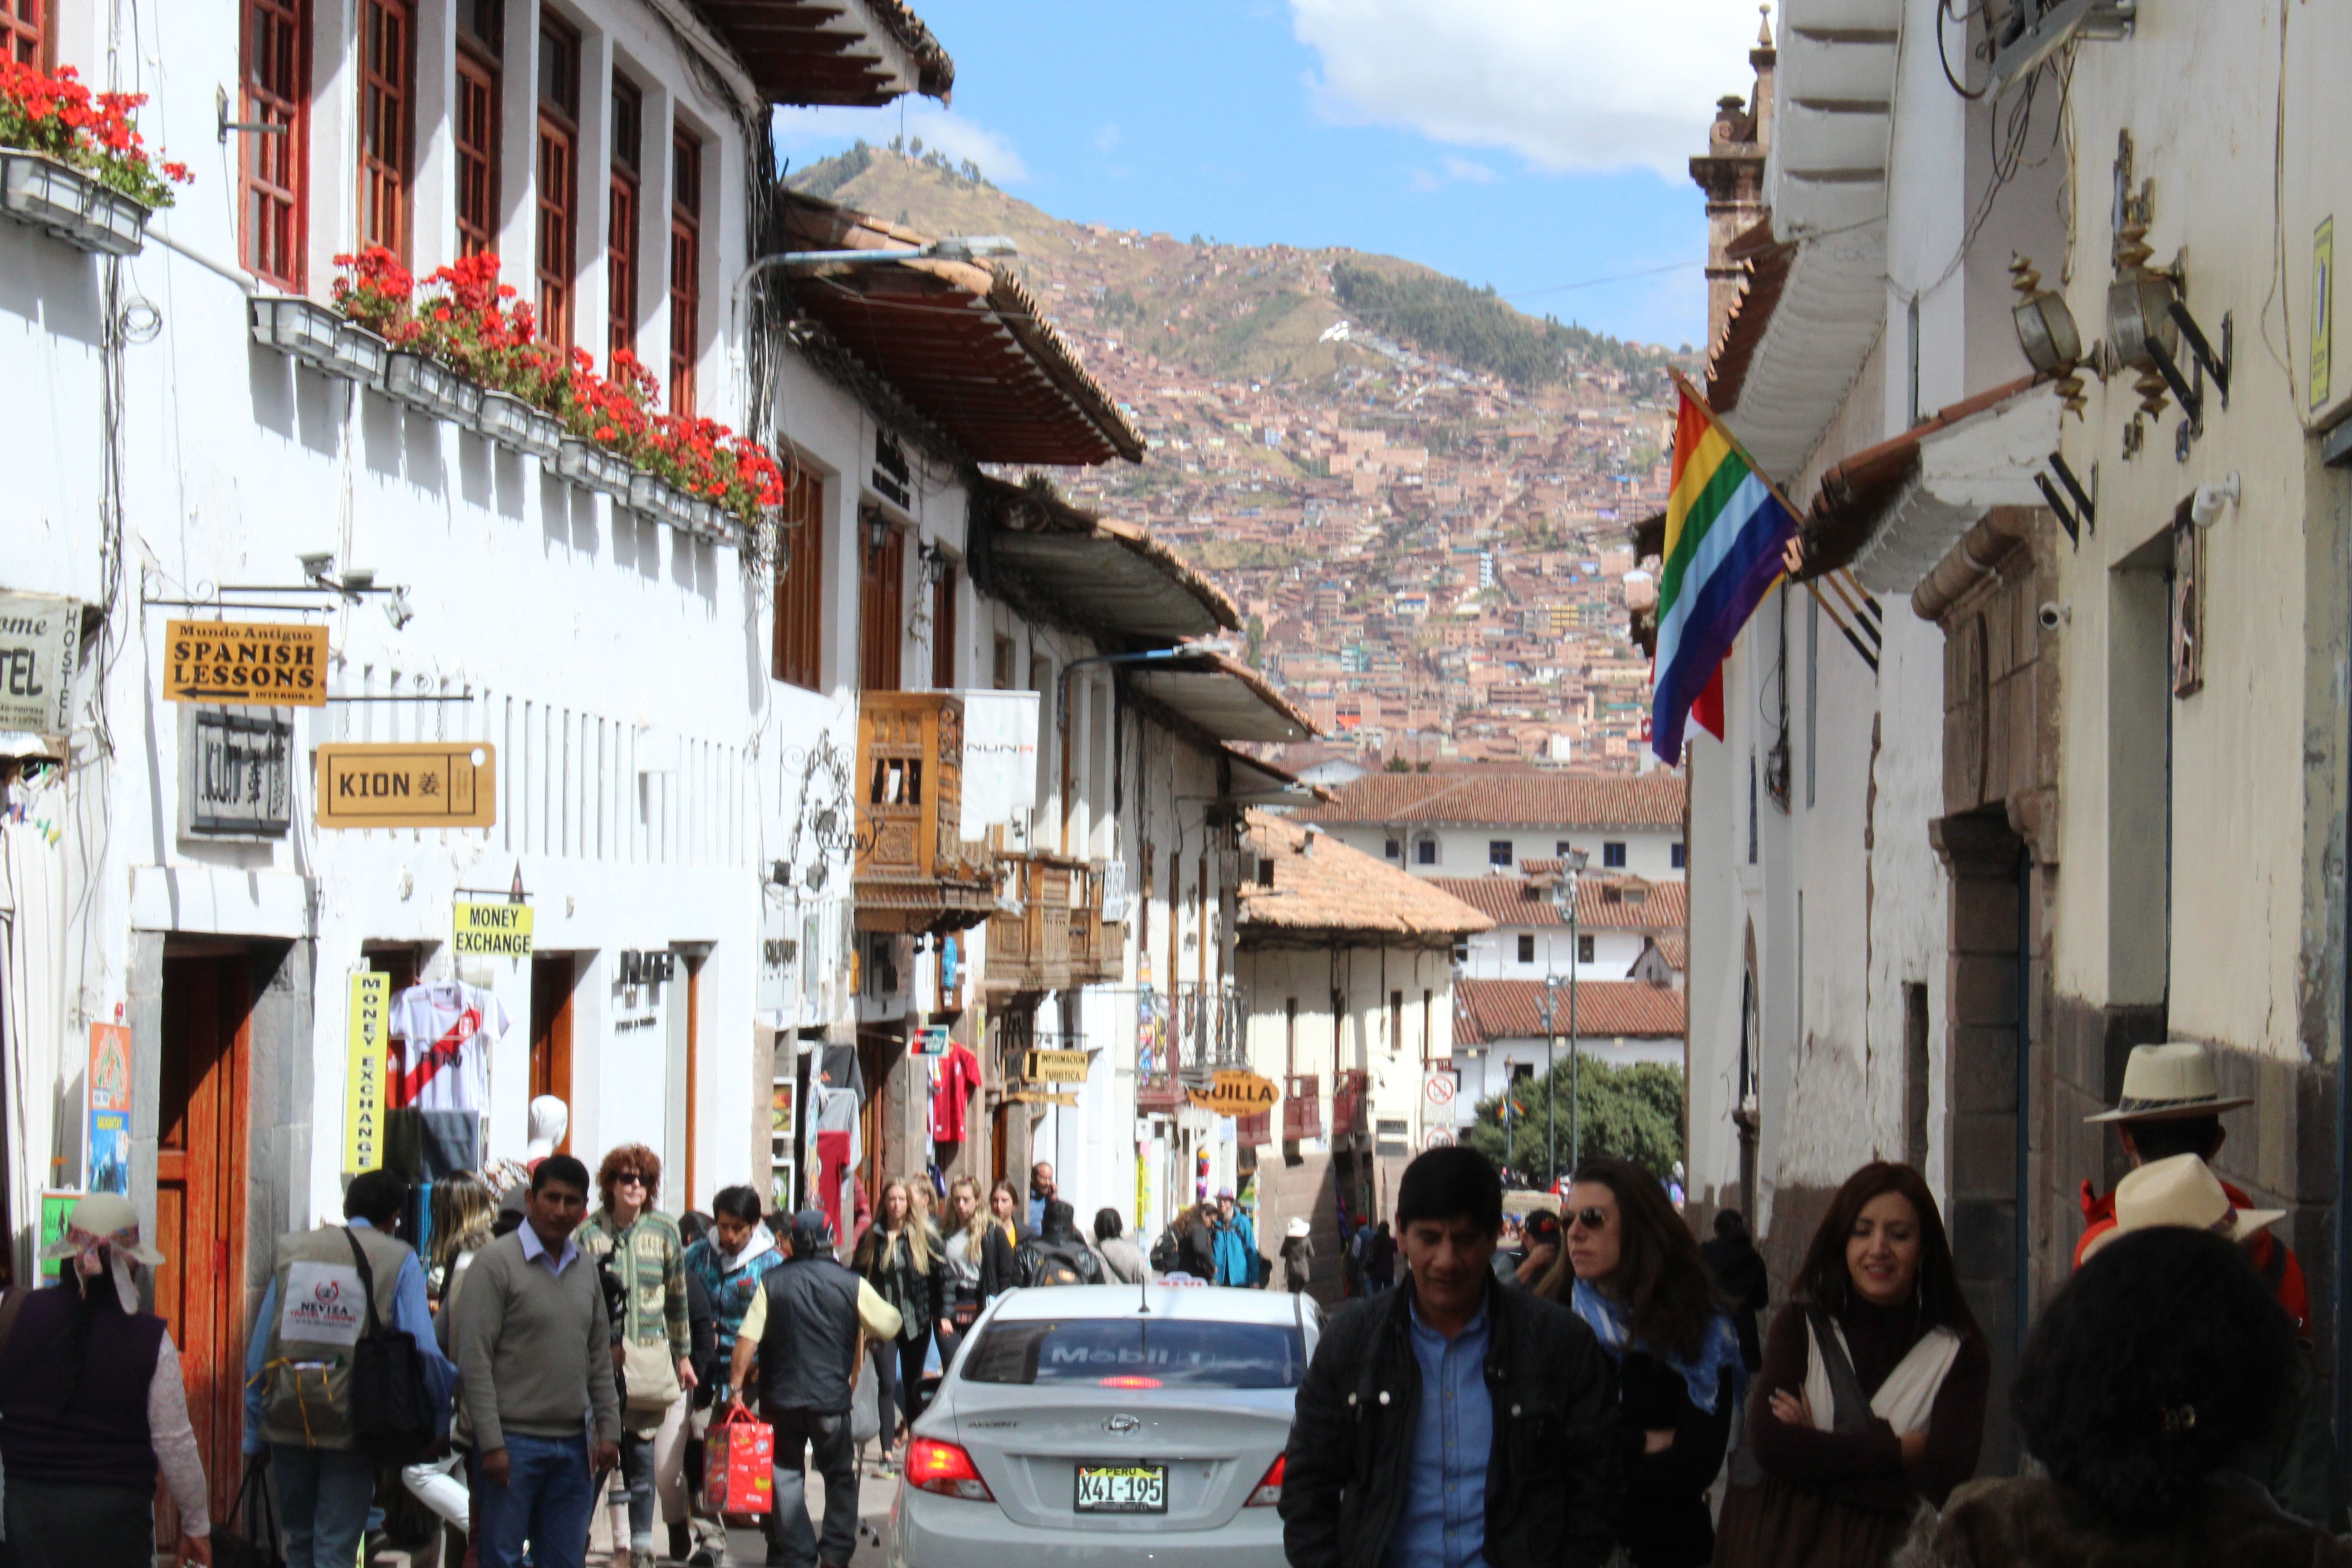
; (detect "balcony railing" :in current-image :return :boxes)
[1333,1068,1370,1141]
[1130,982,1246,1117]
[1236,1110,1273,1144]
[1283,1074,1322,1142]
[985,852,1083,995]
[1066,863,1123,985]
[853,693,995,933]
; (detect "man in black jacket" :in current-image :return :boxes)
[1014,1199,1105,1286]
[1280,1148,1618,1568]
[726,1210,870,1568]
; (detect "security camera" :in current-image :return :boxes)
[2037,602,2070,631]
[298,551,336,583]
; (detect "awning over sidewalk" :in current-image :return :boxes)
[699,0,954,105]
[1127,652,1316,744]
[783,198,1144,467]
[1793,376,2053,592]
[971,477,1236,642]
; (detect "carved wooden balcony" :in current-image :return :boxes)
[1283,1074,1322,1142]
[853,692,996,934]
[1332,1068,1370,1141]
[985,852,1083,995]
[1066,863,1124,985]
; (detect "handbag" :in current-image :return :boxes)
[343,1228,436,1463]
[210,1454,285,1568]
[622,1334,685,1421]
[1727,1307,1877,1490]
[701,1406,775,1517]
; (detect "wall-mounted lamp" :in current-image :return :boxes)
[866,509,890,554]
[2009,256,2087,417]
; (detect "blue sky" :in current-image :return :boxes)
[772,1,1768,352]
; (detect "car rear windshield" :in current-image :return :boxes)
[960,1319,1308,1389]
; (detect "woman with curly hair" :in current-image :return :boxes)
[1903,1225,2347,1567]
[579,1144,694,1568]
[1716,1162,1988,1568]
[1536,1157,1743,1568]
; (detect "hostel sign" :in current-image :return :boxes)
[0,591,82,738]
[315,742,496,829]
[164,619,328,707]
[454,900,534,959]
[1186,1069,1280,1119]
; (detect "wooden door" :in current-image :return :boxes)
[155,952,253,1531]
[860,522,905,693]
[530,954,575,1152]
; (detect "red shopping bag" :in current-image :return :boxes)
[704,1407,775,1517]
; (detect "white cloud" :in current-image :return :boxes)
[1442,156,1498,185]
[769,104,1030,183]
[1290,0,1760,178]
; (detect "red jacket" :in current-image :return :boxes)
[2077,1178,2308,1331]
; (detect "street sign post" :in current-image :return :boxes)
[1423,1072,1456,1110]
[316,742,496,829]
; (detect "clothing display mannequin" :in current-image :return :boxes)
[527,1095,570,1163]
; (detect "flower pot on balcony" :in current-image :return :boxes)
[519,407,564,461]
[0,150,151,256]
[628,471,681,524]
[690,499,730,540]
[384,350,464,417]
[557,437,633,499]
[444,373,485,425]
[472,389,537,452]
[250,295,344,365]
[330,321,390,385]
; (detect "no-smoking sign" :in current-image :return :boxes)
[1423,1072,1456,1108]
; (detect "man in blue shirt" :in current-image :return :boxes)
[1279,1147,1619,1568]
[245,1169,457,1568]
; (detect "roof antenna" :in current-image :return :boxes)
[1137,1214,1154,1315]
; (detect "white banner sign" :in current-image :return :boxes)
[958,688,1040,840]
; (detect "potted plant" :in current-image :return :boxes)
[0,61,188,255]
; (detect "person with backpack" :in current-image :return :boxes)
[243,1168,455,1568]
[0,1191,216,1568]
[1176,1202,1220,1280]
[1016,1200,1106,1286]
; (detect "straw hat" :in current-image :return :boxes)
[41,1191,166,1267]
[1285,1216,1312,1240]
[2080,1154,2282,1259]
[2084,1042,2253,1124]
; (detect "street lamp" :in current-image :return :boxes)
[1548,849,1589,1182]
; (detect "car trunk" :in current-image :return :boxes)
[948,1382,1296,1534]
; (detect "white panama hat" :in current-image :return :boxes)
[2084,1041,2254,1124]
[2080,1154,2282,1259]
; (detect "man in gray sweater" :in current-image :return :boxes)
[458,1154,622,1568]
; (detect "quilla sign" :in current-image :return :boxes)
[1186,1069,1280,1118]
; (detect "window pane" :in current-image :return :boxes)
[960,1320,1307,1389]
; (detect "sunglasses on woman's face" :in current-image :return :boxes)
[1567,1207,1612,1232]
[615,1172,647,1187]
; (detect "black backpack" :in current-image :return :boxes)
[343,1229,436,1463]
[1148,1227,1179,1275]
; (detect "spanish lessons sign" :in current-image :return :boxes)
[164,620,328,707]
[315,742,496,829]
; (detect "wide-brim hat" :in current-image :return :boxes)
[2085,1042,2254,1123]
[40,1191,166,1267]
[2081,1154,2282,1259]
[1285,1216,1312,1240]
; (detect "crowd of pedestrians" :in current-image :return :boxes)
[1277,1039,2352,1568]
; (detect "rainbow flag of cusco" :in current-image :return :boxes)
[1650,374,1799,764]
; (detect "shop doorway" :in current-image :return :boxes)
[155,947,256,1530]
[529,954,575,1152]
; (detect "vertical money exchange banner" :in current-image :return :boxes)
[346,971,389,1173]
[85,1023,132,1195]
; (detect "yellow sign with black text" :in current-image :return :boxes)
[1027,1049,1091,1083]
[454,900,534,958]
[165,620,328,707]
[1186,1069,1280,1118]
[315,742,496,829]
[344,972,388,1173]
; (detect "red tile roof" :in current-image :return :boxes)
[1427,876,1687,931]
[1453,979,1686,1046]
[1239,813,1492,942]
[1301,769,1686,831]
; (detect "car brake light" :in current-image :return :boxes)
[1099,1376,1162,1388]
[1246,1454,1285,1507]
[907,1437,995,1502]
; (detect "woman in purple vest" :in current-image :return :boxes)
[0,1192,214,1567]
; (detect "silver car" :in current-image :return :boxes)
[886,1283,1322,1568]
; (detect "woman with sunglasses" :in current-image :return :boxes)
[1536,1157,1744,1568]
[581,1144,696,1568]
[1714,1162,1987,1568]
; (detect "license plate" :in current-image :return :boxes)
[1074,1463,1167,1514]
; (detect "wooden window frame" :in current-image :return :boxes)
[860,518,906,694]
[2,0,49,66]
[770,466,825,691]
[535,14,580,350]
[357,0,416,261]
[669,127,702,415]
[453,10,501,258]
[931,558,958,689]
[608,74,641,370]
[239,0,310,291]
